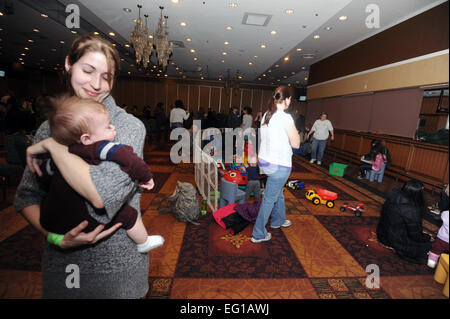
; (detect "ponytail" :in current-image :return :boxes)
[262,86,291,125]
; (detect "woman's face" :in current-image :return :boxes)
[320,114,327,121]
[65,51,113,103]
[283,97,291,110]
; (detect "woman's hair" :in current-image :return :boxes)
[320,112,328,118]
[64,34,121,91]
[175,99,185,109]
[367,140,382,160]
[48,94,108,145]
[262,86,291,126]
[244,107,252,115]
[402,179,425,208]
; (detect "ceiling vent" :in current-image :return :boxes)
[302,54,316,59]
[242,13,272,26]
[170,40,185,48]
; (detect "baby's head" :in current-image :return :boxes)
[49,95,116,146]
[248,154,258,166]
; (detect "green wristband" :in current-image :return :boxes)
[47,233,64,247]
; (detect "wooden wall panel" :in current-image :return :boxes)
[220,89,231,113]
[200,86,210,110]
[409,146,449,181]
[210,87,221,113]
[167,83,178,109]
[341,135,361,157]
[252,89,263,114]
[241,89,252,110]
[188,85,199,112]
[134,80,145,113]
[262,90,273,114]
[231,88,241,110]
[145,81,156,108]
[178,85,189,110]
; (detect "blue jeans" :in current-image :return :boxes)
[171,122,183,129]
[252,166,291,240]
[311,138,328,161]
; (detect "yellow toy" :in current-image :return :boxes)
[305,189,338,208]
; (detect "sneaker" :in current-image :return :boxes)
[357,174,363,180]
[251,232,272,243]
[137,235,165,253]
[310,159,316,164]
[271,220,292,229]
[317,161,322,165]
[427,251,439,268]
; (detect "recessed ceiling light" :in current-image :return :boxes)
[325,26,332,31]
[24,47,29,50]
[301,66,306,70]
[296,81,300,84]
[193,57,198,61]
[226,26,232,30]
[229,2,238,8]
[51,48,56,51]
[284,56,289,61]
[201,76,204,79]
[285,9,294,14]
[262,74,266,77]
[254,55,258,58]
[19,57,23,61]
[186,38,192,42]
[313,35,320,39]
[248,62,253,65]
[171,0,180,4]
[275,64,279,68]
[165,74,168,77]
[123,8,132,13]
[222,52,227,55]
[221,59,225,63]
[125,44,130,48]
[60,40,65,44]
[21,53,26,56]
[40,13,48,18]
[0,12,3,16]
[260,44,266,48]
[109,32,115,36]
[180,22,187,27]
[291,72,296,75]
[339,15,347,21]
[270,30,277,35]
[190,49,195,53]
[304,77,308,80]
[296,48,302,52]
[277,79,281,82]
[224,41,229,45]
[268,70,272,73]
[112,43,116,47]
[33,28,39,32]
[93,32,99,35]
[283,75,288,79]
[71,30,77,34]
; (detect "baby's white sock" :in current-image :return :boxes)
[137,235,164,253]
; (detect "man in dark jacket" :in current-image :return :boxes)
[377,180,432,264]
[227,106,241,129]
[154,102,168,149]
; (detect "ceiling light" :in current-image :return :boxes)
[224,41,229,45]
[304,77,308,80]
[285,9,294,14]
[284,56,289,61]
[222,52,227,55]
[21,53,26,56]
[260,44,266,48]
[71,30,77,34]
[221,59,225,63]
[268,70,271,73]
[226,26,233,30]
[229,2,238,8]
[254,55,258,58]
[24,47,29,50]
[93,32,99,35]
[19,57,23,61]
[51,48,56,51]
[33,28,39,32]
[201,76,205,80]
[180,22,187,27]
[275,64,279,67]
[262,74,266,77]
[301,66,306,70]
[283,75,288,79]
[125,44,130,48]
[248,62,253,65]
[109,32,115,36]
[112,44,116,47]
[0,12,3,16]
[270,30,277,35]
[123,8,132,13]
[193,57,198,61]
[60,40,65,44]
[291,72,296,75]
[40,13,48,18]
[296,48,302,52]
[313,35,320,39]
[171,0,180,4]
[190,49,195,53]
[339,15,347,21]
[186,38,192,42]
[325,26,332,31]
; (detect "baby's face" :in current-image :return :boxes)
[89,112,116,143]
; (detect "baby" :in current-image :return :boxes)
[38,95,163,253]
[427,210,449,268]
[245,154,260,201]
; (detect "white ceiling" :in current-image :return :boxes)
[0,0,447,88]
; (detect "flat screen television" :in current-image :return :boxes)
[298,95,306,101]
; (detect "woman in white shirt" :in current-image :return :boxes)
[241,107,253,133]
[169,100,190,129]
[252,86,300,243]
[306,112,334,165]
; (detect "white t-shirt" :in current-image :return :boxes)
[311,119,333,140]
[258,111,294,168]
[170,108,189,124]
[242,114,253,130]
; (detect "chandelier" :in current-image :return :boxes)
[130,5,172,70]
[154,6,173,70]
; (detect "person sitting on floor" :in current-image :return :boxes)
[427,210,449,268]
[245,154,260,202]
[358,140,386,180]
[376,179,433,264]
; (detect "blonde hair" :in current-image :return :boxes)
[64,34,120,91]
[49,95,108,145]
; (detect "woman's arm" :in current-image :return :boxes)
[27,138,104,209]
[285,122,301,149]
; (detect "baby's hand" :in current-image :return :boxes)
[140,179,155,190]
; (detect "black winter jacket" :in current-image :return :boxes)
[376,189,432,263]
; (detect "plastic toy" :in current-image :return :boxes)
[305,189,338,208]
[340,202,364,217]
[286,180,305,190]
[223,170,248,185]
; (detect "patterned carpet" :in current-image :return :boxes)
[0,144,447,299]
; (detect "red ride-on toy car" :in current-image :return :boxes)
[340,203,364,217]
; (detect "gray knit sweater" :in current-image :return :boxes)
[14,95,149,299]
